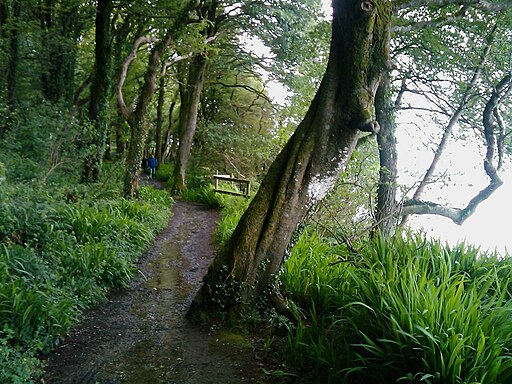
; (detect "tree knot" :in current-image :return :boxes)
[360,0,375,12]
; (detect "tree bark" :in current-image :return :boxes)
[374,70,398,237]
[155,76,166,167]
[122,35,171,196]
[171,54,208,193]
[170,1,218,193]
[81,0,112,183]
[163,100,177,161]
[189,0,392,317]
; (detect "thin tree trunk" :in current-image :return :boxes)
[189,0,392,318]
[163,100,177,161]
[171,54,208,193]
[39,0,80,104]
[374,71,398,237]
[155,76,166,167]
[115,110,126,156]
[0,0,19,139]
[123,36,171,196]
[7,0,20,109]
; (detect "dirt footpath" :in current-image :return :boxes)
[43,198,271,384]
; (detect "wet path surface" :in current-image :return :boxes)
[43,199,267,384]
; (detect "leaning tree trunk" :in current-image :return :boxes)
[189,0,392,317]
[123,38,169,196]
[155,77,166,167]
[171,54,208,193]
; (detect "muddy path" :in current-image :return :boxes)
[43,199,271,384]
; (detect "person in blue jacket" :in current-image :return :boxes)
[148,154,158,179]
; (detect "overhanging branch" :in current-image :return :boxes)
[401,73,511,225]
[117,36,159,121]
[394,0,512,12]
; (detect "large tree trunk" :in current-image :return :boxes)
[171,54,208,193]
[189,0,392,317]
[81,0,112,183]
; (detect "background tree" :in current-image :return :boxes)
[374,7,512,235]
[81,0,113,183]
[117,2,197,196]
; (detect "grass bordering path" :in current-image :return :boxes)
[0,183,173,383]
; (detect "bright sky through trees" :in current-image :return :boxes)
[311,0,510,254]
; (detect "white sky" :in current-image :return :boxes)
[397,110,512,255]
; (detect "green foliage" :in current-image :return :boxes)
[281,233,512,383]
[181,184,224,208]
[0,180,173,382]
[155,163,173,181]
[0,100,84,184]
[0,334,42,384]
[0,162,6,185]
[214,194,251,246]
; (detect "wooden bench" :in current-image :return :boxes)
[213,174,251,198]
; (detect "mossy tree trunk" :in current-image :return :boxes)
[190,0,392,316]
[170,0,218,194]
[171,54,208,193]
[81,0,112,183]
[155,77,166,168]
[123,37,170,197]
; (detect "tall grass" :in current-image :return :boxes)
[281,232,512,383]
[180,182,252,246]
[0,183,173,382]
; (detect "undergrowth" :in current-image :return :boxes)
[180,183,251,246]
[0,182,173,383]
[281,232,512,383]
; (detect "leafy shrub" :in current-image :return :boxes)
[0,100,83,183]
[214,193,251,245]
[282,233,512,384]
[0,334,42,384]
[181,183,224,208]
[155,163,173,181]
[0,182,173,382]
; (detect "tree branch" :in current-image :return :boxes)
[410,27,495,201]
[209,81,272,104]
[117,36,159,121]
[394,0,512,12]
[401,73,511,225]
